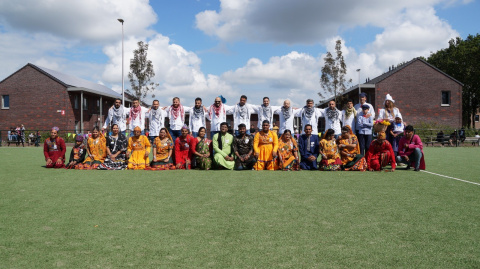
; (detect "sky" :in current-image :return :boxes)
[0,0,478,108]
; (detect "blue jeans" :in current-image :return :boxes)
[170,129,181,144]
[396,148,422,169]
[234,130,250,136]
[358,134,372,156]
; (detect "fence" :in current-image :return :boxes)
[0,130,86,146]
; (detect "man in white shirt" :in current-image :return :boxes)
[186,97,210,137]
[255,97,281,130]
[341,99,356,132]
[146,99,167,144]
[295,99,324,135]
[354,93,375,135]
[163,97,190,143]
[274,99,300,135]
[208,97,233,139]
[102,98,129,135]
[324,100,342,138]
[127,98,148,136]
[228,95,256,136]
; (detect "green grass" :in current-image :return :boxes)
[1,146,480,268]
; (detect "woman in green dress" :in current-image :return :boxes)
[193,127,212,170]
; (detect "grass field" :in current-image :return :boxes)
[1,146,480,268]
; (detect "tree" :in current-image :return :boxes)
[319,40,352,104]
[127,41,159,101]
[427,34,480,128]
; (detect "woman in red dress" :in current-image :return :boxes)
[43,126,66,168]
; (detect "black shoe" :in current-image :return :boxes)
[405,165,411,170]
[414,168,420,172]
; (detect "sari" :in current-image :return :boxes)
[337,126,367,171]
[127,135,151,170]
[98,133,128,170]
[81,133,107,170]
[319,137,342,171]
[195,137,212,170]
[149,130,176,170]
[276,134,299,171]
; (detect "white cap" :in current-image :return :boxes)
[384,93,395,105]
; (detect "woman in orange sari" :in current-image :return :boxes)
[337,125,367,171]
[149,128,176,170]
[82,127,107,169]
[319,129,342,171]
[276,129,299,171]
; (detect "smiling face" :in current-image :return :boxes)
[220,124,228,134]
[152,101,159,110]
[215,97,222,107]
[50,130,58,139]
[238,125,246,136]
[328,101,336,110]
[173,98,180,108]
[239,97,247,106]
[133,100,139,108]
[307,100,314,108]
[181,128,189,137]
[198,128,206,138]
[159,129,166,139]
[114,99,121,108]
[262,122,270,132]
[112,125,119,135]
[92,129,99,138]
[347,101,353,109]
[405,130,414,140]
[283,100,290,109]
[195,99,202,108]
[283,132,291,141]
[263,98,270,107]
[304,125,312,136]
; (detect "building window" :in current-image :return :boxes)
[2,95,9,109]
[74,95,79,109]
[441,91,451,106]
[83,97,88,110]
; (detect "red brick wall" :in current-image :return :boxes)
[375,60,462,128]
[0,65,117,133]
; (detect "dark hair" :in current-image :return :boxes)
[220,122,228,127]
[198,127,206,133]
[93,126,100,132]
[325,129,335,137]
[306,99,314,103]
[341,126,350,133]
[405,125,414,132]
[262,120,270,125]
[238,123,246,129]
[283,129,292,135]
[160,127,168,134]
[152,99,159,104]
[111,124,119,129]
[240,95,247,100]
[115,98,122,102]
[195,97,202,102]
[133,98,139,102]
[347,99,354,103]
[263,97,269,101]
[304,124,312,130]
[173,97,180,101]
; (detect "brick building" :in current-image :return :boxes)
[320,58,463,128]
[0,63,129,133]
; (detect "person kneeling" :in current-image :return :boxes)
[366,131,396,171]
[213,122,235,170]
[396,125,425,171]
[43,126,66,168]
[126,126,151,170]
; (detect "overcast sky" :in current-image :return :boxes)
[0,0,478,107]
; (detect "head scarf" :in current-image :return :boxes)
[134,126,141,132]
[209,101,225,118]
[377,131,386,140]
[171,104,185,121]
[75,134,84,142]
[235,103,248,119]
[325,107,340,122]
[302,106,315,120]
[261,104,272,121]
[344,106,357,119]
[192,105,205,127]
[281,105,292,120]
[130,105,142,121]
[111,105,125,123]
[52,126,59,132]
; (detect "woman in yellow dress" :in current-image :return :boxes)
[126,126,151,170]
[82,127,107,169]
[149,128,176,170]
[319,129,342,171]
[253,120,278,171]
[337,125,367,171]
[275,129,299,171]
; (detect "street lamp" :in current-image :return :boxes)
[118,18,125,107]
[356,68,361,100]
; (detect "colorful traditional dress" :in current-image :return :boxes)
[276,136,299,171]
[98,133,128,170]
[150,136,176,170]
[253,130,278,170]
[366,139,396,171]
[82,134,107,169]
[127,135,151,170]
[319,139,342,171]
[43,137,66,168]
[213,133,235,170]
[175,135,196,169]
[232,134,256,170]
[337,131,367,171]
[195,137,212,170]
[66,144,86,169]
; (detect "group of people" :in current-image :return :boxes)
[7,124,26,146]
[43,93,426,172]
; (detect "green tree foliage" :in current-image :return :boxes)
[427,34,480,128]
[128,41,159,101]
[319,40,352,104]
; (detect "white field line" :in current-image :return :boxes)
[421,170,480,186]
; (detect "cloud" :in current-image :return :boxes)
[195,0,464,44]
[0,0,156,43]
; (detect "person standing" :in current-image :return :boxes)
[146,100,167,145]
[298,124,319,170]
[255,97,280,130]
[230,95,256,136]
[102,98,129,135]
[232,123,256,170]
[253,120,279,171]
[341,99,356,132]
[212,122,235,170]
[354,93,375,135]
[128,98,148,136]
[357,104,374,156]
[324,100,342,138]
[187,97,210,137]
[378,94,403,146]
[16,124,25,147]
[164,97,190,143]
[43,126,66,169]
[208,97,234,139]
[397,125,425,171]
[295,99,324,135]
[274,99,299,136]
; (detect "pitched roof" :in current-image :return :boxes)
[16,63,123,99]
